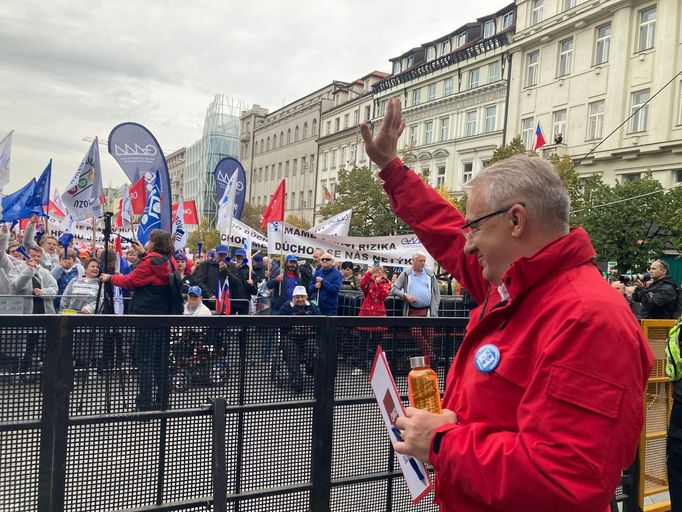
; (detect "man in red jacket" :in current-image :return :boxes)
[360,98,653,511]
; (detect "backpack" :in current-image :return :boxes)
[167,258,185,315]
[665,319,682,381]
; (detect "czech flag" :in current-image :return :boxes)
[215,278,231,315]
[534,122,546,151]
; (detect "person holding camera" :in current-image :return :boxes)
[631,259,678,319]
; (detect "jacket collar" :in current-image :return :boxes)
[499,227,596,302]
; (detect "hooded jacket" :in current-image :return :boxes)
[110,251,172,315]
[380,157,653,512]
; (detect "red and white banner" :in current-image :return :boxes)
[172,199,199,225]
[48,200,65,219]
[129,177,146,214]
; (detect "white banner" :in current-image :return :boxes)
[267,222,433,267]
[308,208,352,237]
[220,218,268,249]
[61,138,103,226]
[45,214,134,244]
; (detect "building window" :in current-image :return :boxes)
[293,159,297,176]
[364,105,371,121]
[302,156,307,172]
[502,12,514,28]
[407,55,414,67]
[557,38,573,77]
[340,147,346,166]
[440,117,450,141]
[310,154,315,172]
[278,163,282,178]
[521,118,534,149]
[379,100,388,116]
[350,143,356,164]
[462,162,473,183]
[485,105,497,133]
[325,121,331,135]
[280,131,284,144]
[393,61,401,74]
[466,110,477,137]
[587,100,605,140]
[331,149,337,169]
[266,137,271,151]
[437,166,446,187]
[638,7,656,52]
[424,121,434,145]
[457,33,466,47]
[488,62,500,83]
[322,152,328,171]
[285,161,290,177]
[469,68,480,88]
[427,46,436,61]
[427,83,436,102]
[344,113,349,129]
[299,191,304,208]
[594,24,611,65]
[334,118,340,132]
[552,110,567,140]
[442,40,451,54]
[287,129,292,143]
[303,123,308,138]
[630,89,650,133]
[483,20,495,38]
[444,77,453,96]
[312,119,318,136]
[532,0,544,24]
[354,109,360,125]
[294,126,299,142]
[271,167,275,180]
[563,0,576,10]
[409,125,418,146]
[412,89,422,106]
[273,134,277,148]
[621,173,641,183]
[676,170,682,183]
[527,51,540,87]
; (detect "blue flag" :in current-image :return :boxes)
[1,178,36,222]
[214,157,246,220]
[30,160,52,215]
[136,172,161,245]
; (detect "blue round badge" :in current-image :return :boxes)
[474,344,501,373]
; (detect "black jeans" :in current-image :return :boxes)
[135,331,167,410]
[668,400,682,511]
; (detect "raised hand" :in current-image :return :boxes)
[359,97,406,170]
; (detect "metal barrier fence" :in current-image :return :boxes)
[0,315,468,512]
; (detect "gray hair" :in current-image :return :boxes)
[413,250,427,260]
[465,155,570,234]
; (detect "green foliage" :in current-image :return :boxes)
[318,165,412,236]
[187,218,221,253]
[489,136,529,164]
[239,202,265,234]
[286,213,311,229]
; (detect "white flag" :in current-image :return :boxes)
[121,186,133,228]
[215,169,238,234]
[0,130,13,196]
[52,187,67,212]
[308,208,353,237]
[172,197,187,252]
[241,230,252,259]
[61,138,103,227]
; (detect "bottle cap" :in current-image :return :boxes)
[410,356,430,368]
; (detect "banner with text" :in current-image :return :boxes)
[219,218,268,251]
[266,222,433,268]
[45,215,134,244]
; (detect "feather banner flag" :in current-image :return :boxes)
[136,172,161,245]
[216,169,238,235]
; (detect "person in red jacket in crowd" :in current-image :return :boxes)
[359,265,391,318]
[101,229,176,411]
[360,97,653,512]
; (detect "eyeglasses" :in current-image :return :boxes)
[321,258,333,262]
[460,203,523,241]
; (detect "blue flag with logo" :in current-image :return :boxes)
[136,172,161,245]
[30,160,52,215]
[1,178,36,222]
[214,157,246,220]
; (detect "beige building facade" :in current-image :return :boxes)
[507,0,682,186]
[166,147,186,204]
[240,83,349,223]
[315,71,389,222]
[372,3,516,194]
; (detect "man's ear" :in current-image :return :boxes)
[509,204,527,238]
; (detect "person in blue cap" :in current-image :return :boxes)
[226,248,257,315]
[268,254,304,314]
[309,252,342,315]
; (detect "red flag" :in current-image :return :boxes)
[215,278,231,315]
[534,122,546,151]
[115,198,123,227]
[172,199,199,225]
[48,200,65,219]
[129,177,147,214]
[260,179,285,229]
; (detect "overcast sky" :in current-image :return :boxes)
[1,0,510,195]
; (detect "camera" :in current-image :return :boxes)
[619,272,651,284]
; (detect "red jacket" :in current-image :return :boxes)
[359,271,390,317]
[380,158,653,512]
[110,251,174,315]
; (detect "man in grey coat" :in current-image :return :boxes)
[390,250,440,359]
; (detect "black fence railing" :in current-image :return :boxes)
[0,314,468,512]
